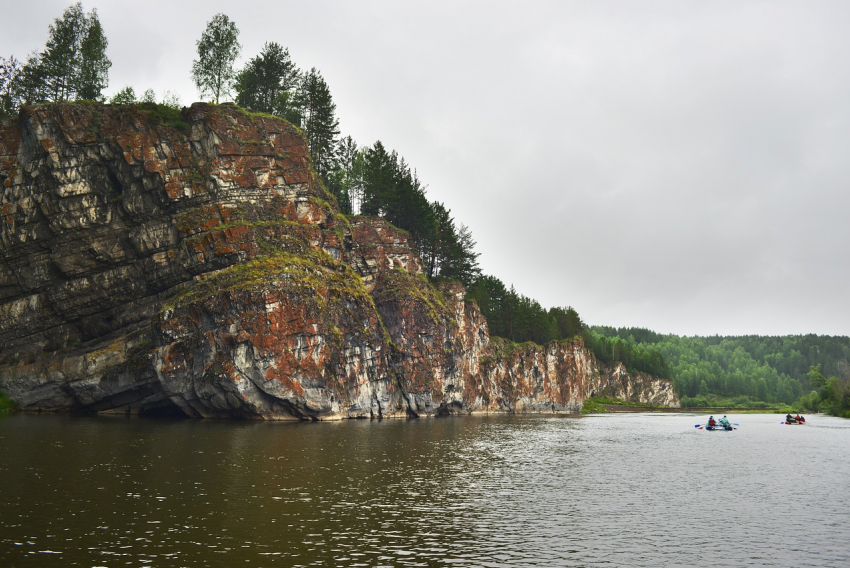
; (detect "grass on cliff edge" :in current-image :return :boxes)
[0,390,17,413]
[581,395,658,413]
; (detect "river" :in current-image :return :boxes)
[1,411,848,567]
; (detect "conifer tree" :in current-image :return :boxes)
[299,68,340,178]
[325,136,361,214]
[235,42,299,116]
[360,141,395,216]
[192,13,241,103]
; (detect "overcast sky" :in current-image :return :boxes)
[3,0,849,337]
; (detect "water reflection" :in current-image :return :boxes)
[1,413,848,566]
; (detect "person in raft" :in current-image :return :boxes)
[719,415,731,428]
[707,416,717,427]
[796,414,805,423]
[786,413,795,423]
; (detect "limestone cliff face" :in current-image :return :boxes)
[0,102,678,419]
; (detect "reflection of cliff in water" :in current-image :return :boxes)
[2,412,848,566]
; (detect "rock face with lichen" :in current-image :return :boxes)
[0,102,678,419]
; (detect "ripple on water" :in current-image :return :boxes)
[0,413,848,566]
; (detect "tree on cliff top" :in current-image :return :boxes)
[5,2,110,106]
[75,11,111,100]
[40,2,88,101]
[192,13,241,104]
[0,56,21,119]
[299,68,340,179]
[235,42,299,118]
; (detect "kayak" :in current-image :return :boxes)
[781,421,806,425]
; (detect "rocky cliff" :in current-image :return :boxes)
[0,102,678,419]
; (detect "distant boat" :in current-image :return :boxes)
[694,423,735,431]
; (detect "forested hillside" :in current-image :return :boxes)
[592,327,850,414]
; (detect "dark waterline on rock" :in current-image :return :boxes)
[1,412,849,566]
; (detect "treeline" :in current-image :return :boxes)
[593,326,850,414]
[1,2,110,118]
[466,276,584,344]
[582,330,671,379]
[464,278,670,378]
[797,364,850,418]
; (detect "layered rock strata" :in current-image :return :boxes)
[0,102,678,419]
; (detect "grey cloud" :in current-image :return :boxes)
[2,0,848,336]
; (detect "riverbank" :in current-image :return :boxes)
[596,405,790,414]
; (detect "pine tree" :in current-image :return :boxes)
[549,306,585,339]
[192,14,241,103]
[325,136,361,214]
[299,68,340,178]
[423,202,455,278]
[235,42,299,116]
[360,141,395,217]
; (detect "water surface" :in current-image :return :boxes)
[1,412,848,566]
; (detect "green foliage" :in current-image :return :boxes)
[0,390,17,413]
[423,202,480,285]
[41,2,88,101]
[582,329,671,379]
[595,327,850,410]
[581,398,607,413]
[192,13,241,104]
[235,42,299,118]
[794,363,850,417]
[75,9,110,100]
[468,277,557,345]
[161,90,182,109]
[141,88,157,103]
[0,55,21,119]
[581,395,657,412]
[4,2,110,108]
[110,86,135,104]
[679,394,773,409]
[138,102,190,133]
[300,68,340,179]
[337,139,480,285]
[325,135,359,214]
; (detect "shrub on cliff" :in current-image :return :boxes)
[0,391,17,413]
